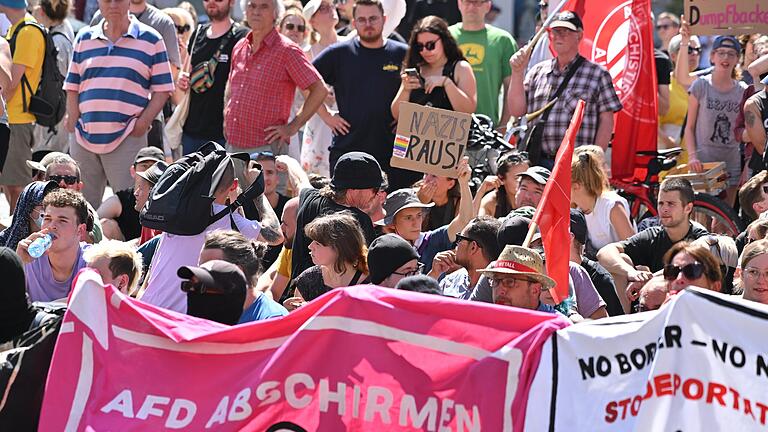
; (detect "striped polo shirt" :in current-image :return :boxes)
[64,18,174,154]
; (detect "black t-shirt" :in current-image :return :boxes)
[115,188,141,240]
[290,188,376,280]
[243,193,290,271]
[654,49,672,86]
[581,258,624,316]
[183,24,249,140]
[620,223,709,272]
[748,90,768,172]
[312,38,407,164]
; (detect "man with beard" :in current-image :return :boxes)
[597,178,709,313]
[312,0,418,190]
[176,0,248,154]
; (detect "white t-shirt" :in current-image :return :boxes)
[140,204,262,313]
[585,191,632,251]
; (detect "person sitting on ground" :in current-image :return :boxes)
[97,147,165,241]
[663,241,722,295]
[178,260,248,325]
[478,150,530,217]
[597,178,708,313]
[255,197,299,302]
[17,189,91,302]
[429,216,501,300]
[368,233,422,289]
[31,153,103,243]
[0,180,58,250]
[199,229,287,323]
[416,171,462,232]
[83,239,143,296]
[737,170,768,225]
[570,208,624,316]
[139,157,283,313]
[636,274,669,312]
[571,151,634,259]
[289,212,369,305]
[395,274,442,296]
[513,166,551,209]
[478,244,561,313]
[738,239,768,305]
[0,247,35,345]
[134,160,168,245]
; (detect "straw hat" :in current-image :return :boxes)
[479,245,555,289]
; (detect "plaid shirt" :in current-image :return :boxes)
[225,29,321,148]
[524,55,622,155]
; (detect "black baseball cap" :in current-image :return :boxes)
[570,208,588,245]
[178,260,247,295]
[330,152,384,190]
[136,161,168,186]
[550,10,583,31]
[516,166,551,185]
[497,216,532,247]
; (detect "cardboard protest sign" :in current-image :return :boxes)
[390,102,472,177]
[40,270,568,432]
[525,288,768,431]
[685,0,768,35]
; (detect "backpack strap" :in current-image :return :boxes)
[10,22,47,115]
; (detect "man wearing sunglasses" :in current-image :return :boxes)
[508,10,622,169]
[654,12,679,53]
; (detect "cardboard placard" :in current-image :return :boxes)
[685,0,768,35]
[390,102,471,178]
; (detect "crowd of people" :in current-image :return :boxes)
[0,0,767,367]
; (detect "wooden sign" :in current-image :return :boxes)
[685,0,768,35]
[390,102,471,178]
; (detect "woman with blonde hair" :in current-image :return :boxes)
[163,8,196,67]
[571,151,635,258]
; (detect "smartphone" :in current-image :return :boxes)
[404,68,424,87]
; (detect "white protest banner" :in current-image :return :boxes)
[685,0,768,35]
[525,288,768,431]
[39,270,568,431]
[390,102,471,177]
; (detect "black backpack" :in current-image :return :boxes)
[140,142,265,236]
[9,21,67,130]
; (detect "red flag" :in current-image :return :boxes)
[560,0,657,179]
[533,100,585,304]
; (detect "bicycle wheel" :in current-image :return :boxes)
[690,193,745,237]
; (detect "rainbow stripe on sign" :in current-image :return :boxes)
[393,134,409,158]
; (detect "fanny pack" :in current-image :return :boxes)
[190,25,237,94]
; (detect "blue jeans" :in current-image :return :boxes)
[181,133,225,155]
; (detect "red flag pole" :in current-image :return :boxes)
[523,100,586,303]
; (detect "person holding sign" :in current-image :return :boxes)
[678,18,746,206]
[390,16,477,121]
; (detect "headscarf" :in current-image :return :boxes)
[0,247,35,344]
[0,181,58,251]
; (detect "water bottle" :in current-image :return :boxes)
[28,233,54,259]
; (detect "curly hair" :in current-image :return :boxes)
[403,16,466,69]
[42,189,89,227]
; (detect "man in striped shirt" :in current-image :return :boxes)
[64,0,174,207]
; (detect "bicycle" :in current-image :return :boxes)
[609,148,746,237]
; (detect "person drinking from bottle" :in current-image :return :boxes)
[17,189,91,302]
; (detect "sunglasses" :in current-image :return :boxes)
[415,39,439,53]
[176,24,190,34]
[656,24,675,30]
[687,46,701,55]
[47,174,79,185]
[283,23,306,32]
[455,233,481,247]
[663,262,705,281]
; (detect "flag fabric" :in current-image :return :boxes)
[533,100,585,304]
[561,0,658,179]
[39,269,568,432]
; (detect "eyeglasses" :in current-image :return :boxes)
[283,23,306,32]
[455,233,481,247]
[392,262,424,277]
[175,24,190,34]
[714,49,738,58]
[415,39,440,53]
[744,267,768,281]
[354,15,381,25]
[663,262,705,281]
[687,46,702,55]
[656,24,674,30]
[489,276,530,290]
[47,175,79,185]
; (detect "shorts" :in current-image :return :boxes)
[0,123,34,186]
[697,144,740,187]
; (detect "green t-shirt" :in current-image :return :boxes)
[449,24,518,125]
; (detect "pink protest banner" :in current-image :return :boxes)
[39,270,568,431]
